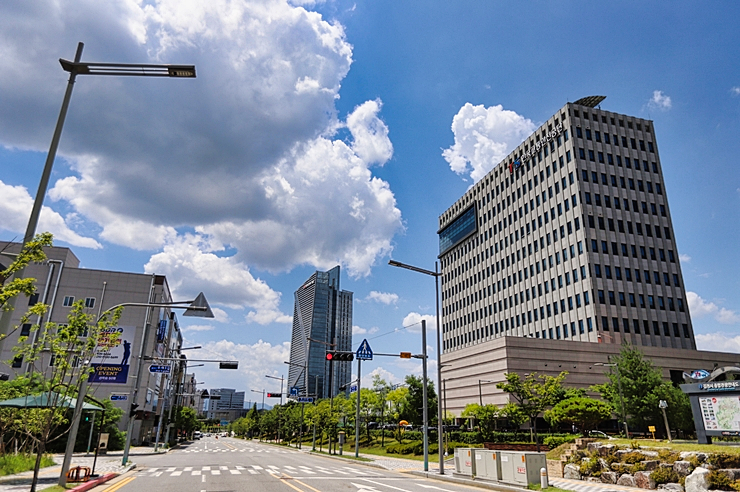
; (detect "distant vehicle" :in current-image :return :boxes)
[588,430,614,439]
[193,431,202,439]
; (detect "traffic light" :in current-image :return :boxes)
[326,351,354,362]
[267,392,281,398]
[129,403,140,417]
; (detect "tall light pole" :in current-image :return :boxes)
[0,41,196,374]
[265,374,284,406]
[595,359,629,438]
[478,379,494,406]
[251,389,266,411]
[388,259,445,474]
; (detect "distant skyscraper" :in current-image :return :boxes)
[288,266,353,399]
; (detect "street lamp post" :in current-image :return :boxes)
[388,259,445,474]
[160,346,201,450]
[0,41,197,380]
[251,389,266,411]
[265,374,285,406]
[478,379,494,406]
[595,359,629,438]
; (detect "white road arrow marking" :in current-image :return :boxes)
[360,479,413,492]
[352,483,381,491]
[417,484,457,492]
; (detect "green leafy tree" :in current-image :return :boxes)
[544,397,613,435]
[461,403,500,439]
[176,407,199,437]
[591,346,693,435]
[399,375,437,427]
[385,385,408,443]
[496,371,568,450]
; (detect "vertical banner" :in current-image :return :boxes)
[89,326,135,384]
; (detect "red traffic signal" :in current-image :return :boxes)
[326,351,354,362]
[267,392,281,398]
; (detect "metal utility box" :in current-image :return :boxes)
[499,451,547,485]
[474,449,502,481]
[453,448,476,476]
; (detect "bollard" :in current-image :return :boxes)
[540,467,549,489]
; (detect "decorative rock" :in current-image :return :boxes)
[659,463,674,469]
[564,464,582,480]
[635,470,656,489]
[642,450,659,458]
[586,477,602,483]
[673,461,692,477]
[600,458,611,471]
[587,442,600,454]
[679,452,709,463]
[601,471,618,484]
[658,484,685,492]
[685,466,710,492]
[721,469,740,481]
[618,474,637,487]
[599,444,616,456]
[642,460,660,471]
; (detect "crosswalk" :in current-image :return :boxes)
[181,448,291,453]
[140,465,381,478]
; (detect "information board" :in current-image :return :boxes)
[700,395,740,431]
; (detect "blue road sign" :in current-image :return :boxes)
[356,338,373,360]
[148,365,170,374]
[297,397,314,403]
[290,386,299,396]
[350,385,358,393]
[110,394,128,401]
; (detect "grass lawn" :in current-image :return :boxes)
[599,438,740,454]
[0,454,55,477]
[358,443,445,463]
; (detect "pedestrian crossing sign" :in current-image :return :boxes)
[356,339,373,360]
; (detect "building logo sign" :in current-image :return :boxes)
[698,381,740,391]
[510,123,563,174]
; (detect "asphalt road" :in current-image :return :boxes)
[99,436,481,492]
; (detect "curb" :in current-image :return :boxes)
[68,473,117,492]
[405,470,529,492]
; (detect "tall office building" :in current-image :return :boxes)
[437,97,737,413]
[288,266,353,399]
[204,388,246,421]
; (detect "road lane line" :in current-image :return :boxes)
[230,470,241,474]
[252,465,264,470]
[212,470,221,475]
[171,471,182,476]
[184,467,193,471]
[202,466,211,470]
[248,469,258,475]
[360,478,413,492]
[191,470,201,475]
[153,472,162,477]
[101,476,136,492]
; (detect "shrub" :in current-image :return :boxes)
[651,467,680,485]
[630,440,641,450]
[0,455,55,476]
[709,453,740,470]
[580,456,601,477]
[622,451,646,464]
[658,449,681,464]
[543,434,578,448]
[708,470,736,491]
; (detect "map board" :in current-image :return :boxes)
[700,395,740,431]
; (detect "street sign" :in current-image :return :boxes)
[350,385,358,393]
[290,387,299,396]
[148,365,170,374]
[110,394,128,401]
[399,352,411,359]
[356,338,373,361]
[297,397,314,403]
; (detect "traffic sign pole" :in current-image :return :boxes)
[355,357,361,457]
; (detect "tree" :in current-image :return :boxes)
[497,371,568,451]
[385,385,408,443]
[461,403,499,440]
[176,407,199,437]
[399,375,437,427]
[591,346,693,435]
[544,397,612,435]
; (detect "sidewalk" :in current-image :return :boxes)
[0,448,157,492]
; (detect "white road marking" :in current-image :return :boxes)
[248,469,258,475]
[153,472,163,477]
[219,466,228,470]
[230,470,241,475]
[285,466,296,470]
[166,467,176,472]
[236,466,244,470]
[360,478,412,492]
[212,470,221,475]
[170,471,182,476]
[202,474,206,483]
[202,466,211,471]
[148,468,159,473]
[184,467,193,471]
[191,470,201,475]
[252,465,263,470]
[417,484,457,492]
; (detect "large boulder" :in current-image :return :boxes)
[642,461,660,471]
[564,464,582,480]
[599,458,611,472]
[618,474,637,487]
[642,450,660,458]
[673,461,692,477]
[587,442,600,454]
[635,471,656,489]
[658,484,685,492]
[680,452,708,463]
[685,467,710,492]
[599,444,617,456]
[601,471,618,484]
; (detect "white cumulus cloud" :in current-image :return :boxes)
[731,87,740,96]
[687,291,740,325]
[442,103,536,182]
[0,180,101,249]
[649,90,672,111]
[0,0,403,292]
[695,333,740,353]
[366,291,399,305]
[679,254,691,263]
[402,311,437,333]
[181,324,215,333]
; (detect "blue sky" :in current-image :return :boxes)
[0,1,738,403]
